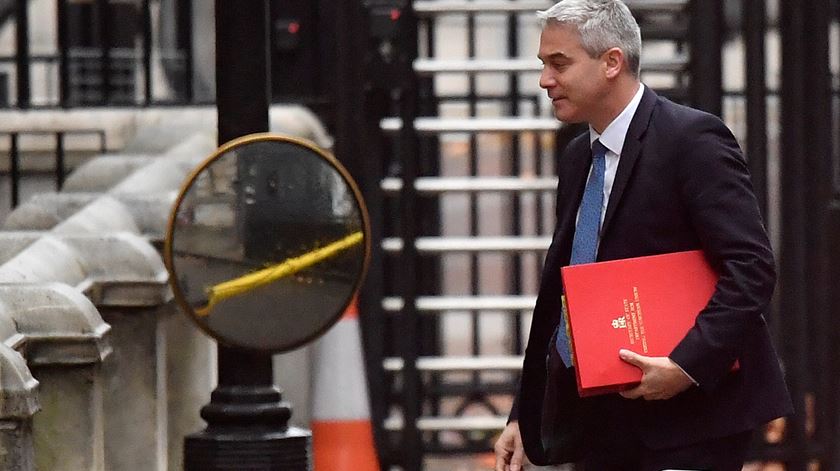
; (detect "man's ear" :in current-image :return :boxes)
[603,47,625,79]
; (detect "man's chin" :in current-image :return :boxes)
[552,105,583,124]
[554,111,584,124]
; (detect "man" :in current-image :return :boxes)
[494,1,792,470]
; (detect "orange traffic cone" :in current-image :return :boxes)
[311,300,380,470]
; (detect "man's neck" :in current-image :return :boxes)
[590,79,642,134]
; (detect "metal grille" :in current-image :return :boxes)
[66,48,137,104]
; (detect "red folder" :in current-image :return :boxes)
[560,250,718,397]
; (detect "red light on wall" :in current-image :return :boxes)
[288,22,300,34]
[390,8,401,21]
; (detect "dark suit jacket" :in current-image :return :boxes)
[510,87,793,465]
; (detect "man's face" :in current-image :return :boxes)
[538,22,608,124]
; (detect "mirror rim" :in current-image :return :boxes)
[163,132,371,353]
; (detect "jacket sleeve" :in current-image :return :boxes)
[669,113,776,393]
[508,386,520,422]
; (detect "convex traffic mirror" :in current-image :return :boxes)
[164,133,370,352]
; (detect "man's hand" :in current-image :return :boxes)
[618,349,694,400]
[494,421,528,471]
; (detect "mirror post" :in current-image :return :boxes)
[182,1,311,469]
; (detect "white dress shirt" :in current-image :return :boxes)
[584,83,645,230]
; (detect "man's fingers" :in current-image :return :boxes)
[510,438,525,471]
[494,423,518,471]
[494,451,508,471]
[619,349,648,369]
[494,439,511,471]
[494,437,510,471]
[620,385,644,399]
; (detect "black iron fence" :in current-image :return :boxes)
[1,0,197,107]
[2,129,106,207]
[1,0,340,110]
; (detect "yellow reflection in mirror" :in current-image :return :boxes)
[195,231,364,317]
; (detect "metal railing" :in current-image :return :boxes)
[1,129,106,208]
[2,0,195,108]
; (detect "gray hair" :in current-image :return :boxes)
[537,0,642,78]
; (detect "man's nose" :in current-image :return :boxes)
[539,69,553,89]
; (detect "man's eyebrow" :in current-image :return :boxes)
[538,52,569,62]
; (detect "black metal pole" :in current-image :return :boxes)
[779,1,812,469]
[420,14,444,453]
[829,202,840,471]
[466,11,481,402]
[688,0,723,116]
[55,132,65,190]
[15,0,30,109]
[742,0,767,220]
[99,130,107,154]
[507,11,525,356]
[333,0,389,464]
[10,133,19,208]
[97,0,111,104]
[142,0,152,105]
[830,203,840,471]
[57,0,69,108]
[801,0,834,467]
[183,1,310,469]
[397,5,423,470]
[177,0,194,103]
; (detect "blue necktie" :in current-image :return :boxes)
[555,139,607,367]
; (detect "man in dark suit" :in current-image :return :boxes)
[494,1,792,470]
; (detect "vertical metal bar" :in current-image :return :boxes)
[177,0,194,103]
[742,0,768,221]
[688,0,723,116]
[332,0,389,463]
[507,12,525,356]
[803,0,833,211]
[142,0,152,105]
[97,0,111,104]
[421,14,444,453]
[833,5,840,466]
[461,15,481,438]
[57,0,69,107]
[836,3,840,198]
[10,133,19,208]
[829,203,840,470]
[55,132,65,190]
[15,0,30,109]
[214,0,271,402]
[184,1,282,468]
[779,1,813,469]
[398,4,423,469]
[99,130,107,154]
[214,3,270,144]
[466,13,480,370]
[801,1,834,467]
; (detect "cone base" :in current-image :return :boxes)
[312,420,379,470]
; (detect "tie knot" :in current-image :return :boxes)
[592,140,608,159]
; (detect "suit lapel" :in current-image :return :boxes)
[600,87,658,238]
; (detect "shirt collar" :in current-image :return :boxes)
[589,83,645,156]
